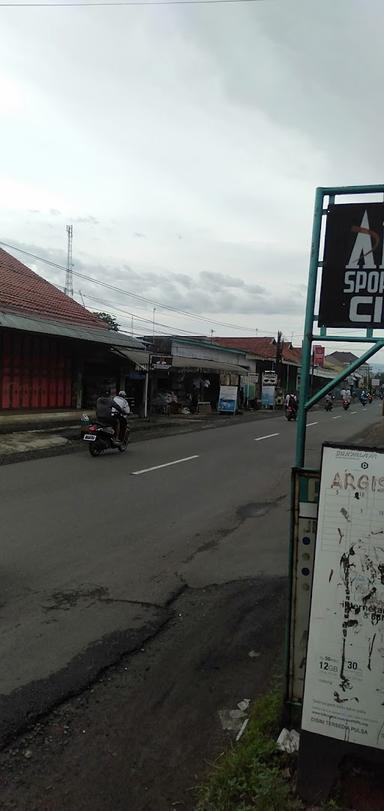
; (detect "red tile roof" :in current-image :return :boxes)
[0,248,106,330]
[214,336,276,358]
[214,336,302,365]
[327,351,359,365]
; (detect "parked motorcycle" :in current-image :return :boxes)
[342,399,350,411]
[285,405,297,421]
[83,419,130,456]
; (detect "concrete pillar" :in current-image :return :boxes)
[75,369,83,409]
[143,371,149,418]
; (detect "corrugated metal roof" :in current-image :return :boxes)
[0,310,144,349]
[111,348,150,367]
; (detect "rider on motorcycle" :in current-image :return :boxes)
[285,392,298,417]
[111,391,130,440]
[96,389,130,442]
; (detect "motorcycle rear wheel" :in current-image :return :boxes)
[89,442,103,457]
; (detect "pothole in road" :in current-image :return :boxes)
[42,585,109,612]
[183,494,288,563]
[236,494,287,521]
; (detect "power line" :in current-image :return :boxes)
[0,239,272,334]
[79,289,210,336]
[0,0,267,6]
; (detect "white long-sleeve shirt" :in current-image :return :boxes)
[111,395,130,416]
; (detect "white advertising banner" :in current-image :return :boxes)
[302,445,384,749]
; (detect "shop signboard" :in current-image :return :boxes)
[262,370,277,385]
[312,345,325,367]
[319,203,384,328]
[151,355,172,371]
[262,371,276,408]
[218,385,237,413]
[372,378,380,387]
[261,385,275,408]
[302,444,384,749]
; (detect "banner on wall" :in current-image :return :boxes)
[218,385,237,413]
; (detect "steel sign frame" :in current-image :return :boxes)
[295,185,384,469]
[287,185,384,714]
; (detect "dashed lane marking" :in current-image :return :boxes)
[131,455,199,475]
[254,433,280,442]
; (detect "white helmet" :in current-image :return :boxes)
[118,390,127,398]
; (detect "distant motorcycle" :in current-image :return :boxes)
[83,418,130,456]
[342,399,350,411]
[368,393,373,403]
[324,399,333,412]
[285,405,297,421]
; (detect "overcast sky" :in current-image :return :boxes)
[1,0,384,347]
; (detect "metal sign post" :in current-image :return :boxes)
[289,185,384,804]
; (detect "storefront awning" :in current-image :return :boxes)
[173,356,249,375]
[0,310,145,350]
[111,348,150,368]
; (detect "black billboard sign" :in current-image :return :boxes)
[318,202,384,328]
[150,354,172,370]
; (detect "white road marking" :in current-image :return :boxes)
[254,433,280,442]
[131,455,199,475]
[332,415,341,419]
[351,411,357,414]
[307,421,318,427]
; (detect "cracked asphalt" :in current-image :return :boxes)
[0,404,381,808]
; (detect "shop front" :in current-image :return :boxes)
[149,358,247,415]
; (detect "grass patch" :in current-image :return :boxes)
[196,691,342,811]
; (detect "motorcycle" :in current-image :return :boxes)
[368,393,373,403]
[285,405,297,421]
[83,418,130,456]
[324,399,333,411]
[342,399,350,411]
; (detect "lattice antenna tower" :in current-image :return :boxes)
[64,224,74,297]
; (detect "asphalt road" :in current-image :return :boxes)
[0,402,381,742]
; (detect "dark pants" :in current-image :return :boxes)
[115,415,127,440]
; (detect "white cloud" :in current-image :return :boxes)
[1,0,384,349]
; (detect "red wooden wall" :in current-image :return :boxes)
[1,331,73,410]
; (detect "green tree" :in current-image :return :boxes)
[94,312,120,331]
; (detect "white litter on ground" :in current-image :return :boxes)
[219,699,251,733]
[237,699,250,712]
[235,718,249,742]
[276,728,300,753]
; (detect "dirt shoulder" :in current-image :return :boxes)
[0,577,287,811]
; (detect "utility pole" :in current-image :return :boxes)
[275,330,283,388]
[64,225,73,297]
